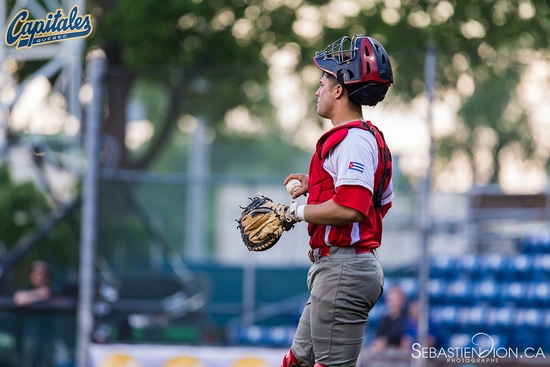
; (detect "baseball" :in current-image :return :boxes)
[286,179,302,195]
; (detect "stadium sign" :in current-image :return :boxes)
[4,5,92,49]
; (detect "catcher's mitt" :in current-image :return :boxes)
[237,194,297,251]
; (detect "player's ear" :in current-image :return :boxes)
[334,83,345,99]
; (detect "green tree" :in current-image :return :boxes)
[0,167,49,248]
[0,166,78,289]
[89,0,550,185]
[90,0,274,169]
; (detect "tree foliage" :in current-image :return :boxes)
[0,166,49,247]
[0,166,78,289]
[90,0,550,185]
[90,0,274,169]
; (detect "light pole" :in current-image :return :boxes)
[414,40,436,367]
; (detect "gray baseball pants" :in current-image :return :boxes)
[291,247,384,367]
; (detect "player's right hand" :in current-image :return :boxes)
[284,174,309,199]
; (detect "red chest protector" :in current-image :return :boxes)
[307,120,392,249]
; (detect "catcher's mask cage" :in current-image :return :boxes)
[313,35,393,106]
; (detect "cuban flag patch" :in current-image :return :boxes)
[348,161,364,173]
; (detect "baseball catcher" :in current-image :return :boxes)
[280,34,394,367]
[237,194,298,251]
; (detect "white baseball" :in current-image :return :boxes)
[286,179,302,195]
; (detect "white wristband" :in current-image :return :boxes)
[296,205,305,222]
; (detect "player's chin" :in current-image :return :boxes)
[317,109,328,119]
[316,105,323,117]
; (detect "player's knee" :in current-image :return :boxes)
[281,349,299,367]
[313,364,327,367]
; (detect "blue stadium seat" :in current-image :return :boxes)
[431,305,457,347]
[430,255,457,281]
[399,277,418,299]
[472,280,499,305]
[459,305,489,331]
[486,306,516,335]
[456,254,482,279]
[446,279,472,305]
[230,324,265,345]
[543,309,550,328]
[432,305,460,336]
[541,310,550,352]
[510,308,544,349]
[503,254,533,282]
[447,333,471,349]
[521,234,540,254]
[527,282,550,307]
[515,308,543,329]
[230,324,295,347]
[266,325,295,347]
[429,306,444,324]
[437,305,459,326]
[521,232,550,254]
[532,254,550,282]
[428,279,447,305]
[479,254,507,281]
[500,281,527,306]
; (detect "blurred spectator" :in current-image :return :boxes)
[13,260,58,367]
[400,299,438,349]
[370,285,408,352]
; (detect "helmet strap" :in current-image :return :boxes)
[336,70,345,85]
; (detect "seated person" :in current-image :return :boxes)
[370,285,408,351]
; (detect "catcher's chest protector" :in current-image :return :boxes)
[308,120,392,208]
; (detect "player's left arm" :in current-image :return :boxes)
[302,185,370,225]
[304,182,392,224]
[302,198,364,225]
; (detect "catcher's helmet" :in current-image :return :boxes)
[313,35,393,106]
